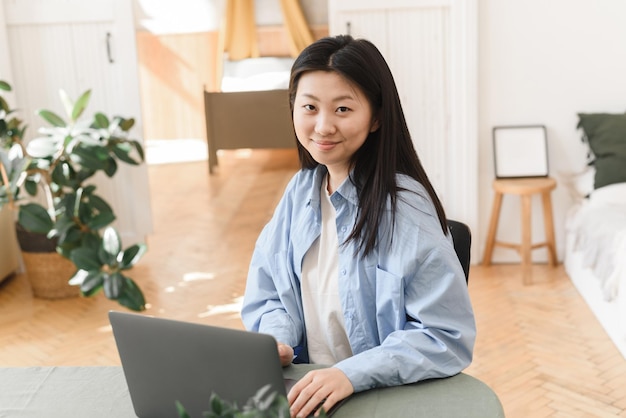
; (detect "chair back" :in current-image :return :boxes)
[448,220,471,283]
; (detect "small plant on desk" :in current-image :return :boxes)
[176,384,328,418]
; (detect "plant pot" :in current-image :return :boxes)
[0,206,19,282]
[15,223,80,299]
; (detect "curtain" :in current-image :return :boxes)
[278,0,314,57]
[215,0,314,89]
[221,0,259,61]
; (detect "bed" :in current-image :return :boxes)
[203,57,297,173]
[563,112,626,359]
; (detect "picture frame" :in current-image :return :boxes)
[492,125,549,179]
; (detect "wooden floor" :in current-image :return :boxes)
[1,148,626,417]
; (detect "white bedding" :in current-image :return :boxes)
[220,57,293,92]
[565,182,626,358]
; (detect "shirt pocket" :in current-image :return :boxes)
[375,266,406,336]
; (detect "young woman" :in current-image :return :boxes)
[241,35,475,418]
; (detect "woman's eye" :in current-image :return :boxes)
[336,106,350,113]
[303,104,316,111]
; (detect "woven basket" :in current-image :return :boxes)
[21,251,80,299]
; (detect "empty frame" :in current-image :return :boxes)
[493,125,548,178]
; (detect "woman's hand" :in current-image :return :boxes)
[287,368,353,418]
[277,342,294,366]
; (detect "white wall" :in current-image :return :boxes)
[129,0,626,264]
[478,0,626,262]
[132,0,327,34]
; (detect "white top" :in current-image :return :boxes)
[301,176,353,364]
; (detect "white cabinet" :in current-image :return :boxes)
[328,0,478,246]
[0,0,152,245]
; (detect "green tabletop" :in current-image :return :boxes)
[284,364,504,418]
[0,365,503,417]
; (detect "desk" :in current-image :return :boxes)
[0,366,503,417]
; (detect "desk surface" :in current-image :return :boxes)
[0,366,503,418]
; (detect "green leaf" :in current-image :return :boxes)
[70,247,102,271]
[51,216,78,241]
[108,117,121,132]
[51,160,73,186]
[0,96,9,112]
[131,140,145,161]
[119,243,147,269]
[71,144,109,170]
[37,109,66,127]
[103,156,118,177]
[93,113,109,129]
[27,137,60,159]
[118,117,135,131]
[73,187,84,217]
[71,90,91,121]
[101,226,122,258]
[24,179,38,196]
[88,194,112,213]
[79,271,105,297]
[59,90,74,120]
[175,401,191,418]
[210,393,225,415]
[18,203,54,234]
[0,80,11,91]
[112,143,141,165]
[115,277,146,311]
[87,211,116,231]
[82,232,102,251]
[98,241,117,266]
[103,271,124,299]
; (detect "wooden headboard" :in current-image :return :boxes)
[203,89,296,173]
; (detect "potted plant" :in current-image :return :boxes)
[0,80,26,282]
[0,80,147,311]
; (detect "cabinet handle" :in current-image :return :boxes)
[106,32,114,64]
[346,21,351,35]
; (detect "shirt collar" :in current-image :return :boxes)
[308,165,359,207]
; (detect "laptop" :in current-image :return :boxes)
[109,311,294,418]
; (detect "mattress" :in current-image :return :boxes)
[564,182,626,358]
[221,57,293,92]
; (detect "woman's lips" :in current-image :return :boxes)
[312,139,338,151]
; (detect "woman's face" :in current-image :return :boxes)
[292,71,379,180]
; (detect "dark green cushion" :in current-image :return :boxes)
[577,113,626,189]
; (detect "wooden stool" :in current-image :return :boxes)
[482,177,558,284]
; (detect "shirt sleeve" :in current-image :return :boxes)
[241,176,305,349]
[334,184,476,392]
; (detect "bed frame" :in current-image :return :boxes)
[203,89,296,173]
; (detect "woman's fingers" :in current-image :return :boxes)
[288,368,353,418]
[277,343,294,366]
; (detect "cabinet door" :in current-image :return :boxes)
[0,0,152,245]
[328,0,478,239]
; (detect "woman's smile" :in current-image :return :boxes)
[311,138,341,151]
[292,70,379,183]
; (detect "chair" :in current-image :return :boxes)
[448,219,471,283]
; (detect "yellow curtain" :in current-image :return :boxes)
[279,0,314,57]
[222,0,259,61]
[215,0,314,88]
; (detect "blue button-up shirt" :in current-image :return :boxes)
[242,165,476,392]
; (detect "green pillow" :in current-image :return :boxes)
[577,113,626,189]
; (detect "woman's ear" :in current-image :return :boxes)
[370,118,380,133]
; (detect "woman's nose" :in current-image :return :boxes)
[314,113,336,136]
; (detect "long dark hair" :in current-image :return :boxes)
[288,35,448,256]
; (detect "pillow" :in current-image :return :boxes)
[589,182,626,207]
[577,113,626,189]
[559,166,595,201]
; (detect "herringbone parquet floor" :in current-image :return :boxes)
[1,148,625,417]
